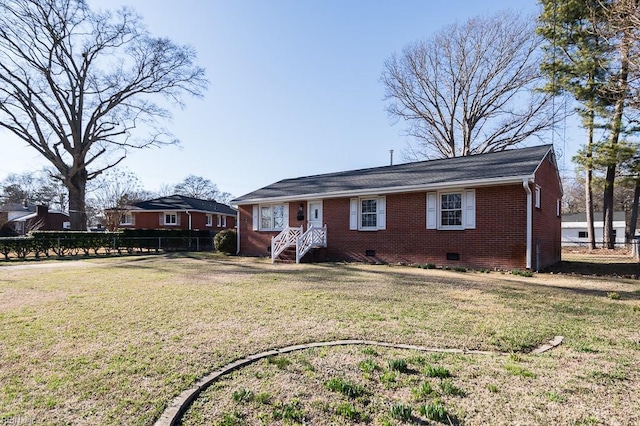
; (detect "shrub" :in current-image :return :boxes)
[214,229,237,254]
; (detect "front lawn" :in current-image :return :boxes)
[0,254,638,424]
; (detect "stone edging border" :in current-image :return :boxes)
[154,336,563,426]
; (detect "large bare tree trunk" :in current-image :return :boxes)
[66,170,88,231]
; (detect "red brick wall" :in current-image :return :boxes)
[119,211,236,231]
[532,156,563,269]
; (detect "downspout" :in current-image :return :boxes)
[236,209,240,255]
[522,179,532,270]
[185,211,192,230]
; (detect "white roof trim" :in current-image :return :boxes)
[234,175,534,206]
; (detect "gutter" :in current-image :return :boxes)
[185,210,192,230]
[522,179,532,270]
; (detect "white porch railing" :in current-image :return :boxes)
[271,225,327,263]
[296,225,327,263]
[271,226,303,263]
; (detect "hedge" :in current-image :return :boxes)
[0,229,218,260]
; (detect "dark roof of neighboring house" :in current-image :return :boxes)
[0,202,36,213]
[233,144,555,204]
[562,211,626,222]
[128,194,236,215]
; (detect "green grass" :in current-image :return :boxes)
[0,253,638,425]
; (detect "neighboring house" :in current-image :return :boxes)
[561,211,626,245]
[232,144,562,270]
[110,194,236,231]
[0,202,69,236]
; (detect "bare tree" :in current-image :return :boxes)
[0,0,207,230]
[0,169,66,208]
[382,11,559,159]
[174,175,232,203]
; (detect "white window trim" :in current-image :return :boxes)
[120,213,133,225]
[438,191,465,230]
[258,203,289,231]
[427,189,475,231]
[206,214,212,227]
[164,212,178,226]
[349,196,386,231]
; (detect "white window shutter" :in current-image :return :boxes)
[159,213,163,226]
[464,189,476,229]
[131,213,135,226]
[349,198,358,230]
[426,192,437,229]
[377,196,386,230]
[177,213,181,226]
[252,205,259,230]
[283,203,289,227]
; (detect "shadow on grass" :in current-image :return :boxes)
[544,260,639,279]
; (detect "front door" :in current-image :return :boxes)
[307,201,322,229]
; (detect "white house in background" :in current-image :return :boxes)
[561,211,626,245]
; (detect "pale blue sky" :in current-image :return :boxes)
[0,0,580,199]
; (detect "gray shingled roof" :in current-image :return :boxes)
[233,145,554,204]
[131,195,236,215]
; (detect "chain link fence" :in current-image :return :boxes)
[542,240,640,277]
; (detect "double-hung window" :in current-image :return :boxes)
[164,212,178,225]
[255,204,288,231]
[427,190,475,230]
[120,213,133,225]
[440,193,462,228]
[360,199,378,229]
[349,197,386,231]
[216,215,222,227]
[206,214,212,226]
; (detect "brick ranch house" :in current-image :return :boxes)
[109,194,236,232]
[232,145,562,270]
[0,202,69,236]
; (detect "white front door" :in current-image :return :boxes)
[308,201,323,229]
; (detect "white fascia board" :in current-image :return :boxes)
[234,175,534,206]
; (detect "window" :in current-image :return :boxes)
[578,231,587,238]
[361,199,378,229]
[216,215,222,227]
[349,197,386,230]
[440,193,462,228]
[222,215,227,227]
[259,204,288,231]
[206,214,212,226]
[164,213,178,225]
[535,186,541,209]
[120,213,133,225]
[427,190,475,230]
